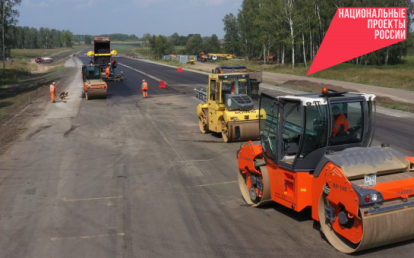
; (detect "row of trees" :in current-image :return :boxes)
[223,0,414,67]
[74,33,139,45]
[13,26,74,49]
[143,33,221,59]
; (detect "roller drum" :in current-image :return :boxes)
[319,196,414,253]
[86,89,107,100]
[238,165,271,207]
[224,120,259,142]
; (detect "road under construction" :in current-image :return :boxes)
[0,52,414,257]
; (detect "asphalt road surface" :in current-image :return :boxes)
[1,56,414,258]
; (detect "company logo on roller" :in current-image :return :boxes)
[308,7,407,75]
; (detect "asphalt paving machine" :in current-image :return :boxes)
[237,88,414,253]
[93,37,111,72]
[196,72,259,142]
[81,65,108,99]
[103,59,124,82]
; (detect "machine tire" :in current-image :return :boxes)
[198,115,208,134]
[221,121,230,142]
[222,131,230,143]
[238,165,271,207]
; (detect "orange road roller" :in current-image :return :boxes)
[237,88,414,253]
[81,65,108,100]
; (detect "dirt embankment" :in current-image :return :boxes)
[0,54,76,157]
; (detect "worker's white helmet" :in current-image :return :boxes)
[142,79,145,82]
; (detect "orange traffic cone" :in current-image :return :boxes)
[159,81,166,88]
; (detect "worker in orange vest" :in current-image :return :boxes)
[332,106,348,137]
[50,82,56,103]
[141,79,148,98]
[105,66,111,79]
[231,83,236,94]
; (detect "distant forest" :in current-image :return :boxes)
[75,34,140,45]
[11,26,140,50]
[12,26,74,49]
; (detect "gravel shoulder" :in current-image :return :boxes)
[0,56,78,157]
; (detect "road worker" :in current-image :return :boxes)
[231,83,236,94]
[332,106,348,137]
[50,82,56,103]
[105,66,111,79]
[141,79,148,98]
[111,59,117,74]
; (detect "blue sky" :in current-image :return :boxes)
[16,0,243,38]
[16,1,414,39]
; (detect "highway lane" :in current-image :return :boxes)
[115,57,208,87]
[0,56,414,257]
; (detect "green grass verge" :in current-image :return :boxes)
[11,46,84,59]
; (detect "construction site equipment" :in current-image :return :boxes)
[102,60,124,81]
[196,72,260,142]
[199,52,235,62]
[194,88,207,102]
[93,37,111,70]
[81,65,108,100]
[237,88,414,253]
[215,66,262,100]
[187,56,195,64]
[159,81,166,88]
[103,72,124,82]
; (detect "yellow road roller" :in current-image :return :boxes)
[196,72,259,142]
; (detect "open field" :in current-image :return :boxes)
[10,46,84,59]
[1,47,78,88]
[112,43,151,58]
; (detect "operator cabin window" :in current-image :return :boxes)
[222,80,233,103]
[299,104,328,158]
[280,101,302,165]
[329,101,364,146]
[260,96,278,161]
[210,80,216,101]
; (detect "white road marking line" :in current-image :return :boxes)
[50,233,125,241]
[118,63,163,82]
[61,196,122,202]
[189,181,238,188]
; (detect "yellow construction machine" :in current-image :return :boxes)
[198,52,235,62]
[214,66,262,100]
[196,71,259,142]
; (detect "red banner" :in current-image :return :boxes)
[307,8,407,76]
